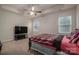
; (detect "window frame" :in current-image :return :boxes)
[33,19,40,32]
[58,16,72,34]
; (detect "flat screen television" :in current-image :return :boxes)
[15,26,27,34]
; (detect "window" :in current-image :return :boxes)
[33,19,40,32]
[58,16,72,34]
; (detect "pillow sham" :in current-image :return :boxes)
[70,32,79,43]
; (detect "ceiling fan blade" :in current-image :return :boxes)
[24,8,30,11]
[35,11,42,13]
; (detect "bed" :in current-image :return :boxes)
[29,29,79,55]
[29,34,61,55]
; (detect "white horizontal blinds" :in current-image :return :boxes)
[58,16,72,34]
[33,19,40,32]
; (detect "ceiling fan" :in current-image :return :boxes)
[24,5,42,16]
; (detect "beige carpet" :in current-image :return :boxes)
[1,39,30,55]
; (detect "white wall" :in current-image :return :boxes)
[33,7,76,35]
[0,10,30,42]
[76,5,79,29]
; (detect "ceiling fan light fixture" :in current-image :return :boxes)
[30,11,34,15]
[32,6,35,11]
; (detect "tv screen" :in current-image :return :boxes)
[15,26,27,34]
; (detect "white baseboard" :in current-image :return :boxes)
[1,39,14,43]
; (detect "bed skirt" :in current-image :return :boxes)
[31,42,56,55]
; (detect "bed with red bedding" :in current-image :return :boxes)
[29,33,79,55]
[29,34,61,54]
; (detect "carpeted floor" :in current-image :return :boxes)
[1,39,30,55]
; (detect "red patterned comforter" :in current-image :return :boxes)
[30,34,59,46]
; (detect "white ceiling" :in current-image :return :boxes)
[1,4,56,10]
[0,4,76,18]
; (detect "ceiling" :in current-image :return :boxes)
[0,4,76,18]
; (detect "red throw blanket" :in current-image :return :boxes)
[61,36,79,54]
